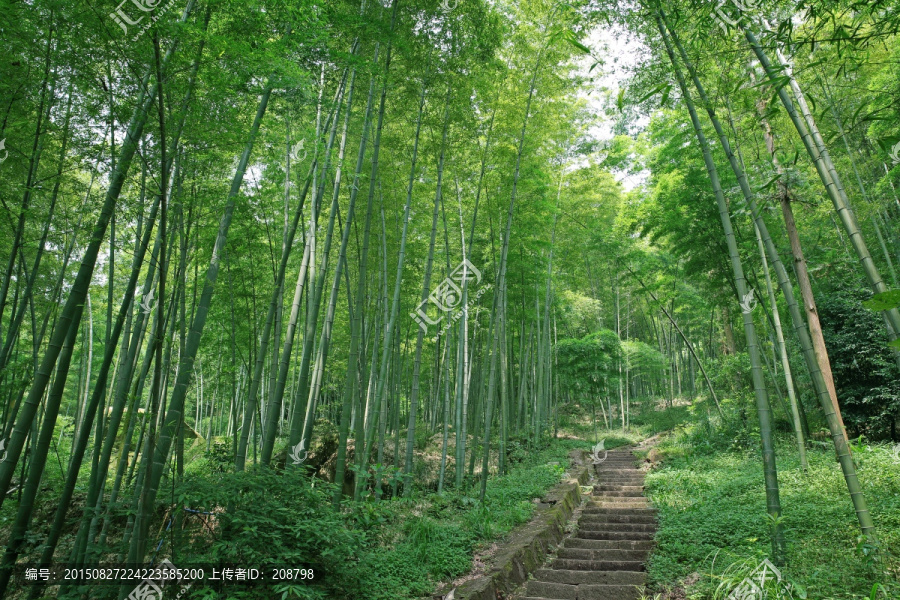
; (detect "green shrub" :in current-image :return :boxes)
[644,426,900,599]
[173,468,366,599]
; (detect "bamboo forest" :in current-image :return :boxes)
[2,0,900,598]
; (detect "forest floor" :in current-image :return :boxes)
[7,398,897,600]
[639,419,900,600]
[467,398,899,600]
[509,444,657,600]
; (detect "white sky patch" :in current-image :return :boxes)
[573,23,650,192]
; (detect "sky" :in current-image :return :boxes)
[575,23,651,192]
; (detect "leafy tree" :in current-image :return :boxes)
[820,287,900,439]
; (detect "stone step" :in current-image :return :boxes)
[587,497,650,508]
[577,521,656,533]
[597,468,644,472]
[595,467,643,471]
[523,583,643,600]
[582,506,656,515]
[595,468,642,473]
[595,480,645,486]
[564,538,655,551]
[516,448,652,600]
[581,498,656,515]
[578,513,656,524]
[524,581,577,599]
[586,501,650,509]
[551,558,646,572]
[575,529,655,541]
[578,521,656,534]
[590,489,644,497]
[594,463,644,473]
[533,568,646,586]
[589,493,647,499]
[558,548,650,562]
[594,482,645,487]
[579,585,643,600]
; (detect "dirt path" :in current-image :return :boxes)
[516,447,655,600]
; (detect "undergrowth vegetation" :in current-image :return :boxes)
[160,435,594,600]
[642,416,900,600]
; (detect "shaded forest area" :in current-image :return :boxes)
[0,0,899,598]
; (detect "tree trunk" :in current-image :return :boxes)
[402,82,448,494]
[753,223,807,471]
[0,2,197,504]
[235,66,350,470]
[743,26,900,341]
[123,82,272,571]
[656,8,785,562]
[626,265,722,417]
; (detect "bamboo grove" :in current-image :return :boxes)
[2,0,900,596]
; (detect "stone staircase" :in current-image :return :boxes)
[519,448,655,600]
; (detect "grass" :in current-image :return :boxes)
[2,414,634,600]
[355,435,609,599]
[32,394,893,600]
[643,421,900,599]
[555,394,699,445]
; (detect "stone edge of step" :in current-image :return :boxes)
[514,446,657,600]
[439,448,594,600]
